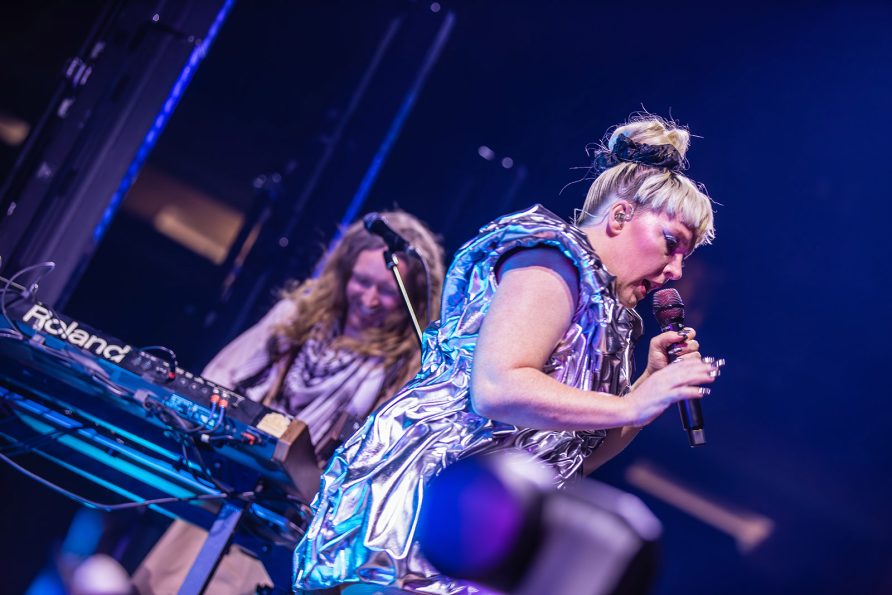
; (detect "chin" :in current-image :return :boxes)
[618,288,641,309]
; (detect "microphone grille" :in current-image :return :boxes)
[653,288,683,309]
[652,288,685,328]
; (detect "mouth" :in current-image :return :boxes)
[629,281,647,303]
[358,308,382,321]
[634,280,663,301]
[643,279,664,294]
[350,303,381,321]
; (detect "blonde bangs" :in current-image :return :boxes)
[636,173,715,248]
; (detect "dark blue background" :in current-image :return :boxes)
[3,1,891,593]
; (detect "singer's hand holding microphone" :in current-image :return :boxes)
[626,288,725,445]
[627,356,721,427]
[644,324,700,375]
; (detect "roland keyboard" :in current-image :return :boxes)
[0,296,321,524]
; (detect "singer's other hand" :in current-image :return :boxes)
[628,356,721,427]
[644,326,700,376]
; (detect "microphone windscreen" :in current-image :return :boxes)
[652,288,685,329]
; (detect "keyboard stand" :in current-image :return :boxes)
[178,501,245,595]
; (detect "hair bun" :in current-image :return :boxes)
[592,132,684,175]
[610,115,690,161]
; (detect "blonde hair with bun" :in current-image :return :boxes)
[578,114,715,248]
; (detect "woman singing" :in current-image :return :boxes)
[294,114,725,593]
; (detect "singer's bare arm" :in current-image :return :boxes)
[470,248,715,432]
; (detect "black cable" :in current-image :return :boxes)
[0,391,99,455]
[2,397,228,494]
[177,436,232,495]
[30,339,132,398]
[0,294,24,340]
[145,397,233,494]
[139,344,179,373]
[159,399,218,436]
[0,428,79,456]
[143,395,206,435]
[0,263,244,508]
[0,262,134,400]
[172,431,217,484]
[1,285,26,340]
[0,276,25,340]
[185,401,223,435]
[1,397,240,505]
[204,401,226,433]
[176,438,218,489]
[0,449,247,511]
[0,262,56,340]
[144,399,229,492]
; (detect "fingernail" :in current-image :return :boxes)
[678,330,689,339]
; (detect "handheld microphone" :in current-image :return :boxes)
[652,288,706,447]
[363,213,417,256]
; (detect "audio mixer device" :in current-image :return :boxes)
[0,274,320,592]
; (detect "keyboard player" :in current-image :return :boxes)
[132,210,444,594]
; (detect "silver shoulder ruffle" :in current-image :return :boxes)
[294,204,643,592]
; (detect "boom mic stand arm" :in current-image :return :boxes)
[382,249,423,349]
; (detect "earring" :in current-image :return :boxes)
[614,212,627,223]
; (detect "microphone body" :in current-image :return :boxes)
[363,213,416,256]
[652,289,706,447]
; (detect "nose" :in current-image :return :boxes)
[664,255,684,281]
[362,286,380,308]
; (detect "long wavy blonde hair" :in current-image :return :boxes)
[578,114,716,248]
[277,210,445,395]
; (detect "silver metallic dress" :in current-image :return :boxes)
[293,204,643,593]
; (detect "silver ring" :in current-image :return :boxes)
[698,387,711,396]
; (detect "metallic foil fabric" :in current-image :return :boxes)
[294,205,643,593]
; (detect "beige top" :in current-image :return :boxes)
[203,298,385,448]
